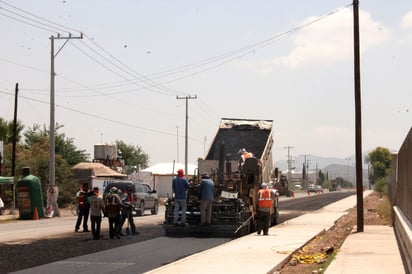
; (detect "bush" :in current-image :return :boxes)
[377,195,392,223]
[374,178,388,196]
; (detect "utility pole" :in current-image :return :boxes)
[176,95,197,175]
[284,146,294,183]
[11,83,18,211]
[49,33,83,217]
[304,154,311,188]
[12,83,18,178]
[176,126,179,163]
[353,0,364,232]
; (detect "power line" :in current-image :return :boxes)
[0,89,202,142]
[0,0,80,34]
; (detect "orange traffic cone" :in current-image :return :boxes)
[33,207,39,220]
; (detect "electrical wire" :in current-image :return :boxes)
[0,1,353,137]
[0,89,201,141]
[0,0,80,34]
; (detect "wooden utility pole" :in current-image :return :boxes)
[176,95,197,175]
[12,83,18,178]
[11,83,19,211]
[353,0,364,232]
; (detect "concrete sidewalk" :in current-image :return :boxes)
[325,225,405,274]
[145,190,404,274]
[9,191,406,274]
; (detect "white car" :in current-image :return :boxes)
[293,183,302,190]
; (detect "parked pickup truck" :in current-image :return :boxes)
[103,181,159,216]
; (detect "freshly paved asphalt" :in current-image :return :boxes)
[4,190,405,274]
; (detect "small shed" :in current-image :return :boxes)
[71,162,127,186]
[136,162,197,198]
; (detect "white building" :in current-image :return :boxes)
[132,162,197,198]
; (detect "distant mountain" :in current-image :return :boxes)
[275,154,370,186]
[274,154,354,172]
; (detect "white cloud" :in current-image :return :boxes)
[401,10,412,29]
[267,9,390,68]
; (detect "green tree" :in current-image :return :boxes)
[367,147,392,184]
[116,140,149,174]
[24,123,89,164]
[318,170,326,186]
[0,118,24,144]
[1,123,89,206]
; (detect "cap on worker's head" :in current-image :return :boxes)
[261,183,268,189]
[201,173,210,179]
[110,186,118,193]
[238,148,246,154]
[177,169,184,177]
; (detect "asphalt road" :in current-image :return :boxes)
[278,190,355,223]
[0,190,356,274]
[3,190,356,274]
[0,207,167,243]
[0,190,354,243]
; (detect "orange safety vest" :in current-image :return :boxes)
[258,188,272,209]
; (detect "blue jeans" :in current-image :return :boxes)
[173,199,187,224]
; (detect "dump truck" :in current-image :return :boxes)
[164,118,279,238]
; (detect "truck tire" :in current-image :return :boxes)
[137,201,145,216]
[151,201,159,215]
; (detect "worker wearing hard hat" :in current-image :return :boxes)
[105,186,122,239]
[256,183,276,235]
[238,148,254,167]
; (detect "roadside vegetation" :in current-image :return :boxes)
[0,118,149,208]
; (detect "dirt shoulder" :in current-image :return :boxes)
[275,191,392,274]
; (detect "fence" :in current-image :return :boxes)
[390,127,412,222]
[389,126,412,273]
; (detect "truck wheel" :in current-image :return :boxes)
[137,201,145,216]
[151,201,159,215]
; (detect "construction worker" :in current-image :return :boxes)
[89,187,105,240]
[199,173,214,226]
[119,186,138,235]
[256,183,276,235]
[238,148,254,167]
[172,169,190,226]
[105,187,122,239]
[74,183,92,232]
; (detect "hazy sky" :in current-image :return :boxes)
[0,0,411,166]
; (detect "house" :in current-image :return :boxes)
[71,162,127,192]
[133,162,197,198]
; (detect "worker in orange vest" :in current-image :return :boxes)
[256,183,276,235]
[238,148,254,167]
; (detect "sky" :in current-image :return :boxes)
[0,0,411,168]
